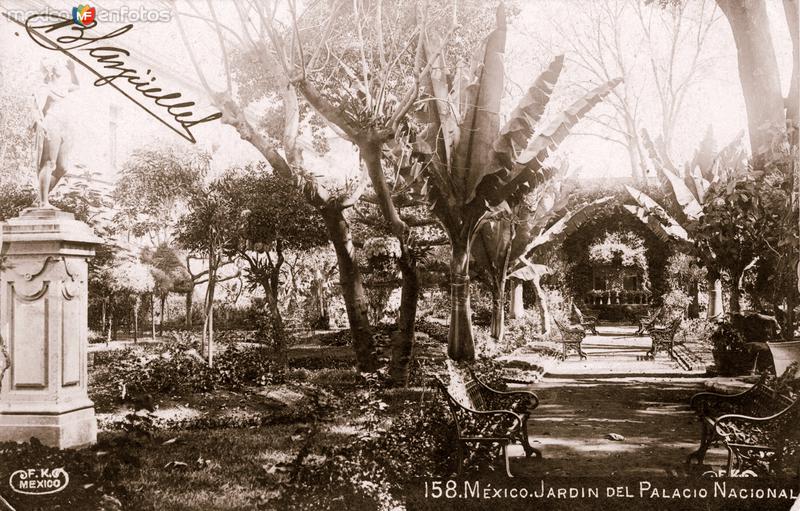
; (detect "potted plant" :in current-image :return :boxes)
[711,320,753,376]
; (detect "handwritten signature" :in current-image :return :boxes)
[6,13,221,143]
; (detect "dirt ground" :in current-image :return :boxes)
[511,376,727,477]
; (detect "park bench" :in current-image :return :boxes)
[433,369,541,477]
[645,317,683,359]
[687,376,799,475]
[572,304,599,335]
[554,319,588,360]
[635,305,664,336]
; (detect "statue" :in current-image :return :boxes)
[33,57,79,208]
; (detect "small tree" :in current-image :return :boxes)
[219,166,329,359]
[142,244,192,335]
[176,181,241,366]
[105,252,155,342]
[113,146,209,245]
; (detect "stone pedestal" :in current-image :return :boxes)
[0,207,101,448]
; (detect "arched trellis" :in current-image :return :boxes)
[557,202,674,320]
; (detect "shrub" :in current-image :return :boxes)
[88,329,105,344]
[94,336,286,404]
[315,329,351,347]
[104,345,216,399]
[661,289,691,314]
[215,345,284,387]
[280,395,455,510]
[679,318,715,344]
[415,321,448,343]
[711,318,752,376]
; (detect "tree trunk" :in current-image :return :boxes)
[310,270,330,329]
[532,278,552,336]
[389,246,418,387]
[717,0,787,156]
[106,312,112,345]
[160,295,167,335]
[509,280,524,319]
[101,300,107,335]
[320,204,377,372]
[151,294,156,340]
[448,245,475,362]
[729,271,743,314]
[688,281,700,319]
[707,276,725,318]
[490,277,506,341]
[784,0,799,132]
[204,269,217,366]
[261,264,289,367]
[133,295,139,343]
[185,289,194,330]
[207,303,215,367]
[267,290,287,364]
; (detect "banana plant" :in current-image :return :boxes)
[473,166,613,340]
[413,4,622,361]
[624,127,747,317]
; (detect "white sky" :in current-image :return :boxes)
[0,0,794,185]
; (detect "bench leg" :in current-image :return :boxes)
[687,423,712,465]
[503,444,513,478]
[520,421,542,458]
[577,343,588,360]
[725,445,736,477]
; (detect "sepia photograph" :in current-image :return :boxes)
[0,0,798,509]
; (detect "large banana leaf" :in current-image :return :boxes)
[624,186,690,242]
[523,196,614,255]
[623,204,678,243]
[658,167,703,222]
[454,4,507,205]
[493,55,565,166]
[508,260,549,282]
[515,78,623,172]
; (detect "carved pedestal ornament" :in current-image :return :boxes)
[0,207,101,448]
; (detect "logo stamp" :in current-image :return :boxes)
[9,468,69,495]
[71,4,95,27]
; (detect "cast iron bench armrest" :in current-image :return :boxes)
[469,368,540,411]
[714,411,788,448]
[689,379,766,414]
[482,388,540,411]
[453,406,523,438]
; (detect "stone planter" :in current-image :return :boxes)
[766,340,800,378]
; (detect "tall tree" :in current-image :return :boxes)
[413,6,621,361]
[552,0,719,181]
[172,5,379,372]
[715,0,798,156]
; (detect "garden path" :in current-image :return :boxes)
[548,325,706,376]
[507,326,726,477]
[509,375,727,478]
